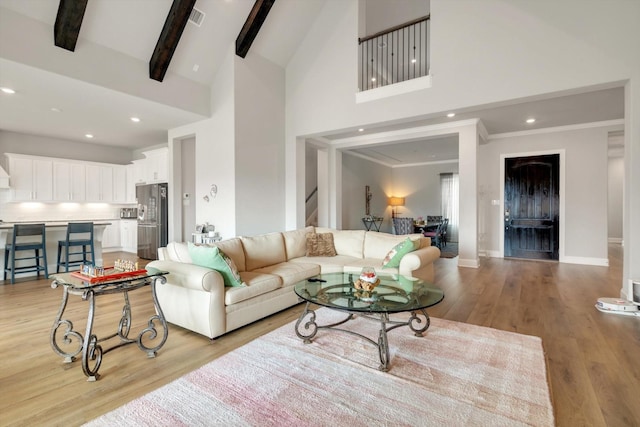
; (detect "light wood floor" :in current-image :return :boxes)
[1,246,638,427]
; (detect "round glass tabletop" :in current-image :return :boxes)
[294,272,444,313]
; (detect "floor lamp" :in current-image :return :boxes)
[388,197,405,218]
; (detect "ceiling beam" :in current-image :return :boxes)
[149,0,196,82]
[236,0,276,58]
[54,0,89,52]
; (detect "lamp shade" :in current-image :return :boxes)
[388,197,405,207]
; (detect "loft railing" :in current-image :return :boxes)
[358,15,430,91]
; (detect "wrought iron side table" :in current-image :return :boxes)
[50,267,169,381]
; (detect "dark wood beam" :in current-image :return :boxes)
[54,0,89,52]
[236,0,276,58]
[149,0,196,82]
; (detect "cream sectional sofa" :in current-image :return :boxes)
[147,226,440,339]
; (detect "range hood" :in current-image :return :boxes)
[0,165,9,188]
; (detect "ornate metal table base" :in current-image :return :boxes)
[50,275,168,381]
[295,302,431,372]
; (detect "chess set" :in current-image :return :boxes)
[70,259,146,284]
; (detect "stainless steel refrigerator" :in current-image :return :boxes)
[136,183,168,260]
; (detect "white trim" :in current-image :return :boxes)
[562,256,609,267]
[499,150,565,261]
[483,250,501,258]
[355,75,432,104]
[343,150,458,168]
[458,258,480,268]
[608,237,623,244]
[330,119,480,148]
[488,119,624,140]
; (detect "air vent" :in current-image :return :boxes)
[189,7,205,26]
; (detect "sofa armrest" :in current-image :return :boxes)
[146,260,225,293]
[398,246,440,282]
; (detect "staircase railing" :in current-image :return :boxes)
[305,187,318,226]
[358,15,430,91]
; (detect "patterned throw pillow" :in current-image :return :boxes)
[305,232,337,257]
[187,242,244,287]
[382,237,420,268]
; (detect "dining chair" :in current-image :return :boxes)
[440,218,449,248]
[3,223,48,284]
[423,221,445,249]
[56,222,95,272]
[392,217,414,235]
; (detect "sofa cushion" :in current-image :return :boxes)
[165,242,193,263]
[254,262,321,287]
[364,232,421,259]
[241,232,287,271]
[188,243,244,287]
[226,272,282,305]
[210,238,246,272]
[315,228,365,258]
[305,232,337,257]
[382,237,420,268]
[283,226,315,260]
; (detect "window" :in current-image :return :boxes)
[440,173,459,242]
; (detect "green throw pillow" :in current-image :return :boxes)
[382,238,420,269]
[188,242,244,287]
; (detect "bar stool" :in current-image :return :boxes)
[3,223,48,284]
[56,222,95,273]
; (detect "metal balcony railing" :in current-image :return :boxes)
[358,15,430,91]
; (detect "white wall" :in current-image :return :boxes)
[362,0,429,36]
[0,130,134,165]
[180,137,196,239]
[479,125,613,264]
[392,161,459,221]
[608,156,624,242]
[234,53,286,236]
[341,152,392,231]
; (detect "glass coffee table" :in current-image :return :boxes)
[294,272,444,371]
[50,267,169,381]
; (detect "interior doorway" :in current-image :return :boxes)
[504,154,560,260]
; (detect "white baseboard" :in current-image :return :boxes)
[458,258,480,268]
[482,250,501,258]
[560,256,609,267]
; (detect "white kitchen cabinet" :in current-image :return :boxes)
[86,165,114,202]
[125,164,138,203]
[53,161,86,201]
[7,155,53,201]
[120,220,138,253]
[113,165,127,203]
[142,148,168,184]
[102,220,121,252]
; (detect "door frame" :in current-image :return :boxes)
[499,149,565,261]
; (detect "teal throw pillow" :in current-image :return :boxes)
[382,238,420,269]
[188,242,244,287]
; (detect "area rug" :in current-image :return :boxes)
[85,309,554,426]
[440,242,458,258]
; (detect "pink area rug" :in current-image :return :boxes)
[85,308,554,426]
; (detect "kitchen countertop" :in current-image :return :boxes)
[0,220,115,230]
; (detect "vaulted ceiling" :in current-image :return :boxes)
[0,0,625,162]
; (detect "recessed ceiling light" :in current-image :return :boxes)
[526,118,536,124]
[358,128,364,132]
[411,58,417,64]
[371,77,376,82]
[50,107,62,113]
[1,87,16,94]
[447,113,455,118]
[130,117,141,123]
[85,134,94,139]
[192,64,199,72]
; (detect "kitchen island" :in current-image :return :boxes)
[0,221,112,282]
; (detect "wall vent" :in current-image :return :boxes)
[189,8,205,27]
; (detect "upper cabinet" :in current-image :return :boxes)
[138,148,168,184]
[7,154,53,201]
[113,165,127,203]
[86,165,114,202]
[53,161,86,201]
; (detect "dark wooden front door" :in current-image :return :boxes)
[504,154,560,260]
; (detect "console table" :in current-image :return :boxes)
[50,267,169,381]
[362,216,384,231]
